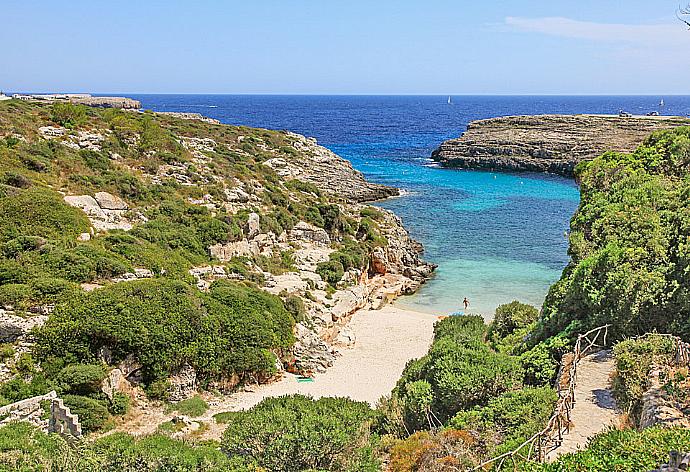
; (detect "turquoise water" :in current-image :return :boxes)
[379,168,579,317]
[131,95,690,317]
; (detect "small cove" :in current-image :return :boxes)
[133,95,690,317]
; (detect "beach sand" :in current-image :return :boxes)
[118,305,437,438]
[219,305,437,409]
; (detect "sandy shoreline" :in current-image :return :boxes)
[118,305,437,437]
[218,305,437,409]
[190,305,437,438]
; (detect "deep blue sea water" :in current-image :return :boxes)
[130,95,690,317]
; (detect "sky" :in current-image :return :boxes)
[2,0,690,95]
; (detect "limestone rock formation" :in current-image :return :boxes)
[0,311,47,343]
[64,193,134,231]
[168,363,198,402]
[292,324,337,374]
[432,114,690,176]
[289,221,331,245]
[71,96,141,109]
[264,132,398,202]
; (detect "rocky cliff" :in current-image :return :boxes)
[432,114,690,176]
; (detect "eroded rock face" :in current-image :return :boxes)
[289,221,331,245]
[168,363,198,402]
[292,324,337,374]
[432,115,690,176]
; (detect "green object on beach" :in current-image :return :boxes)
[297,376,314,383]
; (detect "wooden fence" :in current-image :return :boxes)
[469,324,610,471]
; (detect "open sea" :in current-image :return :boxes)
[130,95,690,317]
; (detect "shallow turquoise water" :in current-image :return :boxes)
[371,165,580,318]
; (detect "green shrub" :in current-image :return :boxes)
[612,334,675,422]
[221,394,377,472]
[171,395,208,417]
[0,187,90,243]
[0,283,33,309]
[450,386,557,456]
[109,392,130,416]
[0,422,246,470]
[57,364,106,396]
[536,127,690,342]
[316,260,344,285]
[0,343,14,361]
[61,395,110,432]
[35,278,294,389]
[395,316,524,430]
[283,295,306,323]
[0,375,50,404]
[532,427,690,472]
[488,300,539,343]
[50,103,88,128]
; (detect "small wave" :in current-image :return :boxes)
[208,105,218,108]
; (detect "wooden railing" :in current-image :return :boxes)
[469,324,610,471]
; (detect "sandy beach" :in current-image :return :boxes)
[218,304,437,409]
[118,304,437,438]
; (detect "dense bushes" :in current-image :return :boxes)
[612,334,675,422]
[34,278,295,390]
[221,394,378,471]
[395,316,523,430]
[449,386,557,455]
[536,127,690,342]
[0,422,247,471]
[62,394,111,432]
[531,427,690,471]
[0,187,90,243]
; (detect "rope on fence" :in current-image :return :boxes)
[469,324,610,471]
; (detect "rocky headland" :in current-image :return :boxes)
[432,114,690,176]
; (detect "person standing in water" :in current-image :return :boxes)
[463,297,470,311]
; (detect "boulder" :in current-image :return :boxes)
[289,221,331,245]
[94,191,128,210]
[292,324,336,374]
[246,212,260,239]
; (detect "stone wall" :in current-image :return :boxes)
[639,367,690,430]
[49,397,83,438]
[0,391,82,438]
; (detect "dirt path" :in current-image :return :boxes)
[547,350,620,460]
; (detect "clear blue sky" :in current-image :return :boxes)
[2,0,689,94]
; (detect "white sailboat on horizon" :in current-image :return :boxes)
[448,96,452,105]
[660,98,665,107]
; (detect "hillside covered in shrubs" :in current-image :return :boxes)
[0,97,689,471]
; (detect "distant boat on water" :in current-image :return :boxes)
[447,96,453,105]
[660,98,665,107]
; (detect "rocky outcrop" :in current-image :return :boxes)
[0,311,47,343]
[71,96,140,109]
[64,192,136,231]
[156,112,221,124]
[264,132,398,202]
[432,114,690,176]
[289,221,331,246]
[168,363,198,402]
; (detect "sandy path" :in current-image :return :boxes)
[120,305,437,438]
[547,350,620,460]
